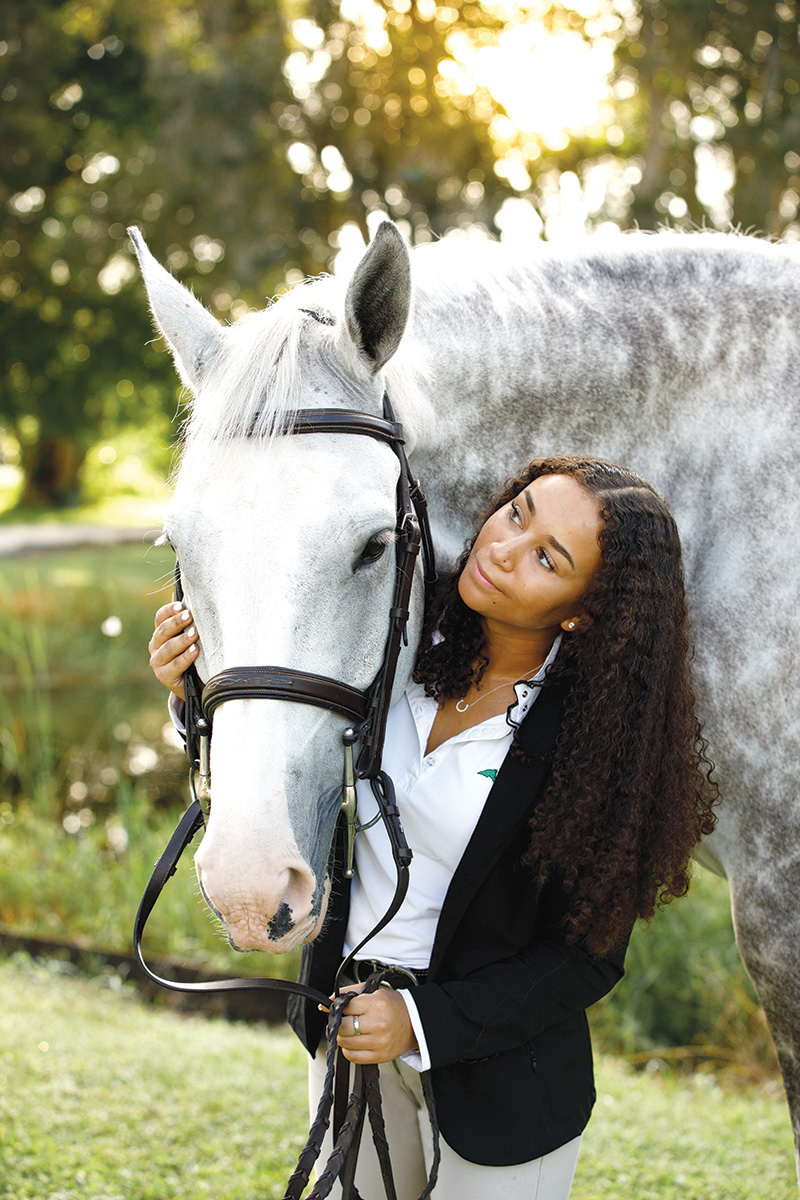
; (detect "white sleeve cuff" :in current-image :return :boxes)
[168,692,186,734]
[396,989,431,1073]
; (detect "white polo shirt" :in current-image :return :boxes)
[344,635,562,1069]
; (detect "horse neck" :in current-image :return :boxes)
[395,237,800,560]
[404,238,797,411]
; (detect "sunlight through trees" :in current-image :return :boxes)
[2,0,798,504]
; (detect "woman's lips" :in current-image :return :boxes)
[472,556,501,592]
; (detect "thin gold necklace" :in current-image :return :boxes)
[455,664,544,713]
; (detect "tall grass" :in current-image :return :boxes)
[0,787,299,979]
[0,569,57,809]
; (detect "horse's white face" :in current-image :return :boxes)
[132,223,422,952]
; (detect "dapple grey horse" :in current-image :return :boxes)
[131,221,800,1177]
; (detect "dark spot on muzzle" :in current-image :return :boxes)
[268,901,294,941]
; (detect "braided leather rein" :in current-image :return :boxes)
[134,394,440,1197]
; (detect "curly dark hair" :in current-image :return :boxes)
[414,454,718,956]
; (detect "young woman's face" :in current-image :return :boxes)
[458,473,603,638]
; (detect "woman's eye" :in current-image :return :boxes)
[537,547,555,572]
[354,535,388,571]
[510,502,522,525]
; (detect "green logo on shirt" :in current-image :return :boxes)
[478,769,497,782]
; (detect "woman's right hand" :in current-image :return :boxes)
[149,601,200,698]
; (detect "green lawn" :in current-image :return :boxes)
[0,957,795,1200]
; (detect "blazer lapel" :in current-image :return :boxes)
[429,681,566,969]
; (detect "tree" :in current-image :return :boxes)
[1,1,178,505]
[0,0,300,506]
[0,0,517,506]
[277,0,515,247]
[3,0,798,506]
[521,0,800,236]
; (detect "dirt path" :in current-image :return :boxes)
[0,523,159,558]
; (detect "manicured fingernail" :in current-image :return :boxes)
[172,602,184,613]
[180,609,191,622]
[186,626,196,639]
[188,644,197,654]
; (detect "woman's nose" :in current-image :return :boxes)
[488,534,519,569]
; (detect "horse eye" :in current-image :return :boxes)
[354,535,388,572]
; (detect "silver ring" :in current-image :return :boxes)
[352,1014,362,1036]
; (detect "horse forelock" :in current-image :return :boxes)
[173,267,433,472]
[181,275,345,453]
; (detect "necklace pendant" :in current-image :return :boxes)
[455,698,469,713]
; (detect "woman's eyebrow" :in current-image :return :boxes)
[523,489,576,569]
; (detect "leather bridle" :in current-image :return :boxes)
[133,393,441,1198]
[182,395,436,787]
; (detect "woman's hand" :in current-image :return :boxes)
[334,984,418,1064]
[149,601,200,698]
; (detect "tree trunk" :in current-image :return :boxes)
[18,436,84,508]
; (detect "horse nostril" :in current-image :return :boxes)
[283,865,315,916]
[268,901,294,941]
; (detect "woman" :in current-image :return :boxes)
[149,455,717,1200]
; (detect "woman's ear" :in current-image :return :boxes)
[561,613,591,632]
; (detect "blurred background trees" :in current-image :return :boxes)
[2,0,798,507]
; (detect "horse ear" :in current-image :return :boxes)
[128,226,224,391]
[344,220,411,374]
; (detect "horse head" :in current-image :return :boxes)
[131,222,427,953]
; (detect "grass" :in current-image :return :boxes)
[0,956,307,1200]
[0,956,794,1200]
[573,1059,795,1200]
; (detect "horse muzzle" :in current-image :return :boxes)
[194,840,328,954]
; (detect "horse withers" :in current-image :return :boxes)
[131,220,800,1180]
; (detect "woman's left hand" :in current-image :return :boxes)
[334,984,418,1064]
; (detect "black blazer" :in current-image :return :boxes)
[288,681,627,1166]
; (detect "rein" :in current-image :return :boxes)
[134,394,440,1197]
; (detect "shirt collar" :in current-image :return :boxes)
[406,631,563,740]
[508,631,563,724]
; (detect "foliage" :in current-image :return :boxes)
[0,955,795,1199]
[609,0,800,234]
[0,0,184,504]
[589,869,778,1083]
[3,0,798,505]
[0,0,516,505]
